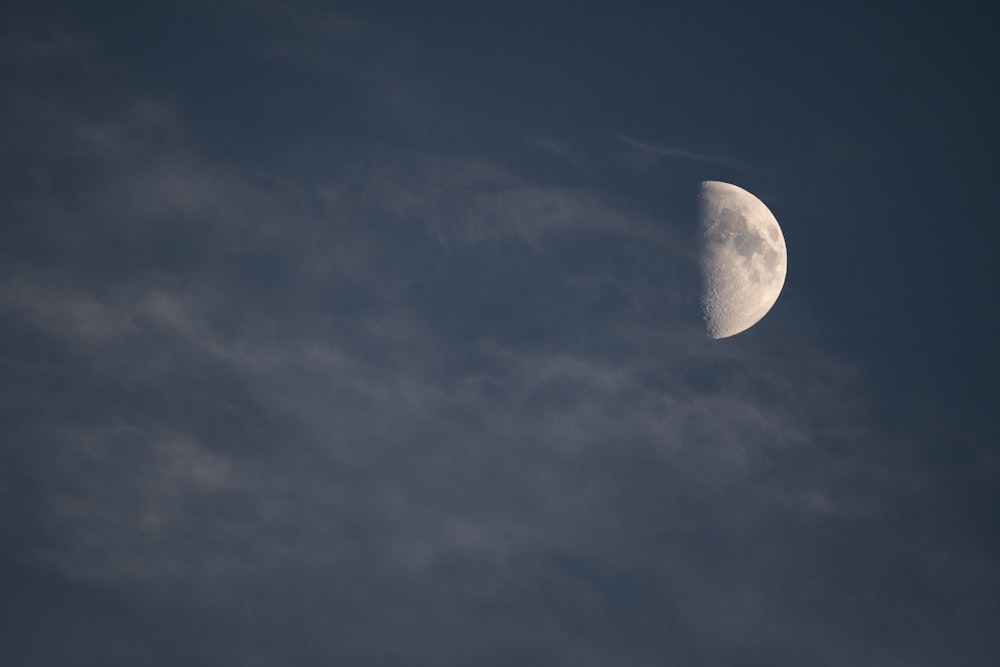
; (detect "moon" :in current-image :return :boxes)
[698,181,787,339]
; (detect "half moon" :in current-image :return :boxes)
[698,181,787,339]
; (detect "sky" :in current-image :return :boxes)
[2,1,998,664]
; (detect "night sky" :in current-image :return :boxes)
[2,1,999,665]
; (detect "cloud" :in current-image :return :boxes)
[2,24,992,665]
[34,426,244,579]
[2,94,883,593]
[616,132,744,169]
[520,135,592,170]
[0,20,93,65]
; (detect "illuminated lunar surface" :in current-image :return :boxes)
[698,181,787,339]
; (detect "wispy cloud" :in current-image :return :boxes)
[615,132,744,169]
[1,98,890,596]
[1,20,985,665]
[520,135,593,169]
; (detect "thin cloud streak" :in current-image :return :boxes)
[615,132,744,169]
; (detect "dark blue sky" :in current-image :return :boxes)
[3,1,998,665]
